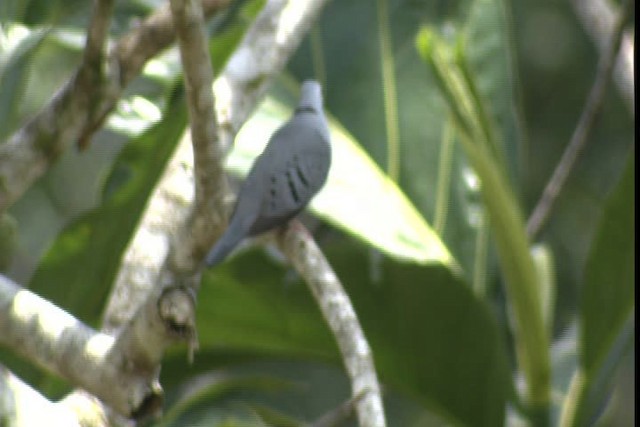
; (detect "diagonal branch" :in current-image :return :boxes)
[0,274,162,420]
[212,0,330,148]
[570,0,634,116]
[0,365,102,427]
[526,0,633,239]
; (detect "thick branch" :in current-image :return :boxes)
[527,0,632,238]
[0,366,96,427]
[277,222,386,427]
[169,0,227,271]
[0,275,162,419]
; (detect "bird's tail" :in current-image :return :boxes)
[204,221,246,267]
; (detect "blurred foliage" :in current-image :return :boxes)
[0,0,634,426]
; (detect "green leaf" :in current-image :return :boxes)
[158,372,296,427]
[416,26,550,413]
[227,90,455,267]
[338,251,511,427]
[28,98,187,325]
[194,240,510,426]
[198,253,338,358]
[581,152,635,372]
[247,404,302,427]
[0,25,48,140]
[573,152,635,426]
[287,0,526,282]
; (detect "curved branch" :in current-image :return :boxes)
[277,222,387,427]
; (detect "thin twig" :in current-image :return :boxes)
[82,0,114,68]
[76,0,115,150]
[526,0,632,238]
[570,0,635,116]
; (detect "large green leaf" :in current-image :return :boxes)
[197,253,337,358]
[416,26,550,414]
[574,152,635,426]
[581,153,635,373]
[288,0,523,281]
[191,239,510,426]
[227,90,455,267]
[339,249,511,426]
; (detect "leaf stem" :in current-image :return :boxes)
[376,0,400,182]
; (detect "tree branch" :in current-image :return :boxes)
[526,0,632,238]
[90,1,386,426]
[77,0,115,150]
[0,365,99,427]
[0,0,116,210]
[82,0,114,68]
[0,0,231,213]
[213,0,329,148]
[570,0,634,116]
[169,0,227,271]
[277,222,387,427]
[103,0,333,332]
[0,274,162,420]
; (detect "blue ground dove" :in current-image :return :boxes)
[205,80,331,267]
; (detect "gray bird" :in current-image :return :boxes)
[205,80,331,267]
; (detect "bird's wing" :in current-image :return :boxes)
[248,119,330,236]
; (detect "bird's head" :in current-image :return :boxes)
[297,80,324,113]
